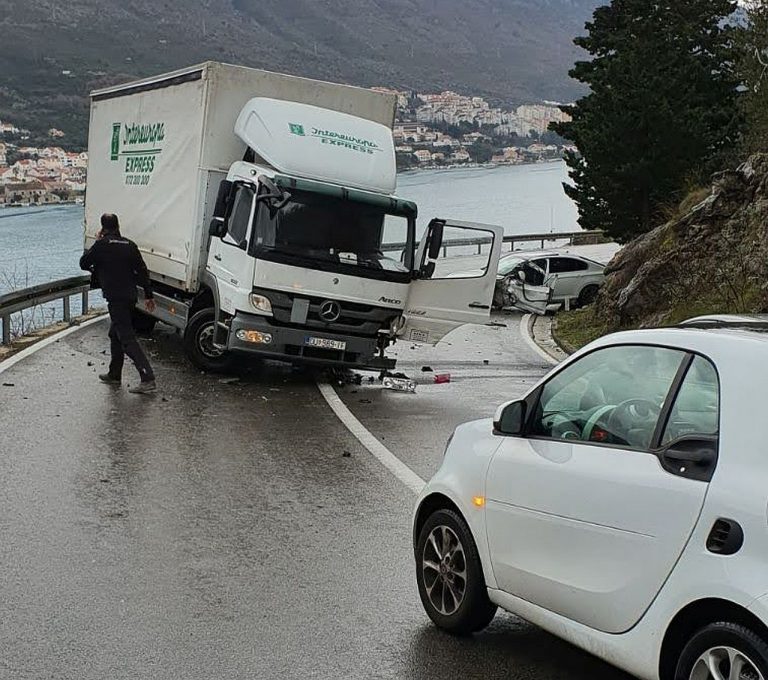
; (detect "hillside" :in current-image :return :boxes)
[0,0,600,148]
[556,154,768,349]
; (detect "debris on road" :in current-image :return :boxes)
[342,450,352,458]
[434,373,451,384]
[2,382,14,387]
[421,366,433,372]
[383,375,417,392]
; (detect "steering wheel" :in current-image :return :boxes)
[605,398,660,447]
[582,399,660,446]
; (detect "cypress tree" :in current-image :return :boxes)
[552,1,742,243]
[739,0,768,155]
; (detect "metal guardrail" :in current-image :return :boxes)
[382,230,607,256]
[0,275,91,345]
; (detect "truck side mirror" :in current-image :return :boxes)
[209,217,226,238]
[257,175,291,211]
[209,179,234,238]
[419,221,444,279]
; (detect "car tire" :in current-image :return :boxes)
[415,508,497,636]
[674,622,768,680]
[576,284,600,308]
[183,308,235,373]
[131,309,157,337]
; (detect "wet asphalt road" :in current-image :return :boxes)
[0,317,630,680]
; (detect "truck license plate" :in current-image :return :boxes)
[305,336,346,351]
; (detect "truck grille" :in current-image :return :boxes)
[254,288,398,338]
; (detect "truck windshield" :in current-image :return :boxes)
[249,188,414,283]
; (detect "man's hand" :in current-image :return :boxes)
[145,299,156,313]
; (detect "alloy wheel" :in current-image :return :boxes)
[690,646,764,680]
[421,525,467,616]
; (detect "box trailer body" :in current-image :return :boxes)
[85,62,506,371]
[86,62,397,292]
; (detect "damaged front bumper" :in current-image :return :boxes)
[227,311,396,370]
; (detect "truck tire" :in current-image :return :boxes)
[184,308,235,372]
[131,309,157,336]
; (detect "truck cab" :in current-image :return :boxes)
[192,98,503,372]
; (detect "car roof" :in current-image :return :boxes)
[501,250,605,268]
[586,326,768,360]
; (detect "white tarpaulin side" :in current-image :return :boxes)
[200,62,396,172]
[235,98,396,194]
[85,76,207,288]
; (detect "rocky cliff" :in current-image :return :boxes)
[569,153,768,338]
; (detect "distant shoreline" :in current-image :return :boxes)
[397,157,564,174]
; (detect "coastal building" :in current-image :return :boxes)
[0,120,19,135]
[0,142,6,166]
[413,149,432,163]
[2,180,57,205]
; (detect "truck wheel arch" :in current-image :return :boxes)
[192,273,220,317]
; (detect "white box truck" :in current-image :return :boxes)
[85,62,510,371]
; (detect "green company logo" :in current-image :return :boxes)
[289,122,379,155]
[110,123,121,161]
[109,121,166,187]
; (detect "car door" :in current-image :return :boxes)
[484,345,719,634]
[547,256,588,302]
[207,183,257,315]
[399,219,503,345]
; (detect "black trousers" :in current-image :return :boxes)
[107,300,155,382]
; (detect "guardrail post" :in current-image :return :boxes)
[63,295,71,322]
[1,314,9,345]
[81,290,89,315]
[477,243,481,255]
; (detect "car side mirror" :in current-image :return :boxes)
[493,400,526,436]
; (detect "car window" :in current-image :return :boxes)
[661,356,719,445]
[531,258,548,273]
[530,345,686,450]
[549,257,588,273]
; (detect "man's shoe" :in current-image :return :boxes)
[99,373,121,384]
[128,380,157,394]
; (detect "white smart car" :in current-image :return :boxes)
[413,324,768,680]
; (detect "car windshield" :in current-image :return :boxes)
[250,188,414,281]
[498,256,527,276]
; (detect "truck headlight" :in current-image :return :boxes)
[249,293,272,314]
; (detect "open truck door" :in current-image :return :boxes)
[398,219,503,345]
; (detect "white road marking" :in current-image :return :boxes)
[0,315,107,375]
[520,313,558,366]
[316,382,426,495]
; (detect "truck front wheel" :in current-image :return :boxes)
[184,308,235,372]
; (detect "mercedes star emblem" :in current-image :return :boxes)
[319,300,341,323]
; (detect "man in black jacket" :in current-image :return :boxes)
[80,213,157,394]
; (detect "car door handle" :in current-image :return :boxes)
[469,303,489,310]
[213,254,222,261]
